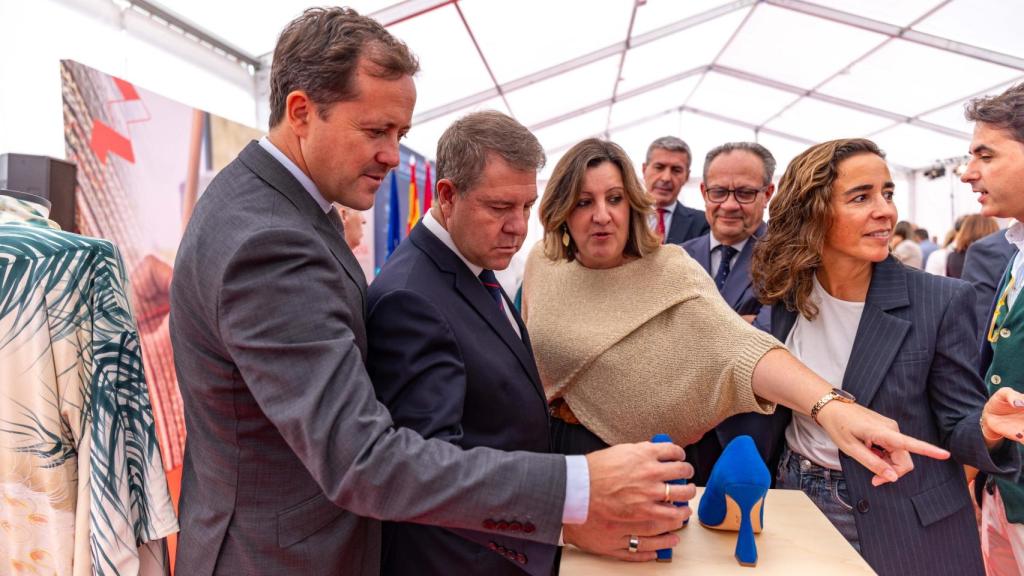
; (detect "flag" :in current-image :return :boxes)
[387,171,401,258]
[406,157,420,233]
[423,161,433,211]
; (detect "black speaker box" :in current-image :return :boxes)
[0,154,77,232]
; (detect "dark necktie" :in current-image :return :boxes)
[478,269,505,312]
[715,245,738,291]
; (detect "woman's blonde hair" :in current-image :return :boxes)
[752,138,885,320]
[539,138,660,262]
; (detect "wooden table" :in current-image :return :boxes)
[560,488,876,575]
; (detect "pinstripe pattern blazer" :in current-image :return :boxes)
[770,256,1019,576]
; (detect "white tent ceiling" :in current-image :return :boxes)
[139,0,1024,178]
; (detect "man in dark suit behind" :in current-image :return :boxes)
[681,142,785,484]
[642,136,709,245]
[169,8,690,576]
[962,228,1017,341]
[368,112,686,575]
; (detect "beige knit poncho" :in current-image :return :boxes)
[522,242,783,446]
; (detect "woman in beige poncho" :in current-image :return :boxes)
[521,137,949,487]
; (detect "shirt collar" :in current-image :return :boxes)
[1006,220,1024,252]
[422,210,483,276]
[709,234,749,254]
[259,136,333,214]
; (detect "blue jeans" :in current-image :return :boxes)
[776,445,860,551]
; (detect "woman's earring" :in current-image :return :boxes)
[562,227,570,248]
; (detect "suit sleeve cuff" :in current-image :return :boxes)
[561,455,589,525]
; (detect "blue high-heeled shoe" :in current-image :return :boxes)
[697,435,770,567]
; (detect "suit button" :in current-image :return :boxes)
[1001,328,1012,339]
[517,553,527,564]
[992,374,1003,385]
[488,541,498,551]
[509,521,523,532]
[497,521,509,531]
[856,499,870,513]
[483,519,496,530]
[523,522,536,533]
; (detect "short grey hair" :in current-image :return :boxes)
[702,142,776,186]
[436,110,546,194]
[645,136,692,170]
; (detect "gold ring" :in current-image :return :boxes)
[663,481,672,503]
[628,535,640,553]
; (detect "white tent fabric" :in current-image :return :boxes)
[4,0,1022,238]
[147,0,1024,177]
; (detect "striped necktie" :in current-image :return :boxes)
[715,245,738,291]
[478,269,505,312]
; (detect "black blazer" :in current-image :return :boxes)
[768,257,1018,576]
[663,201,710,246]
[368,221,556,576]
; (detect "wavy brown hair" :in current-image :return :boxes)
[539,138,660,262]
[955,214,999,253]
[752,138,885,320]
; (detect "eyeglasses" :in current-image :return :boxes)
[705,186,768,205]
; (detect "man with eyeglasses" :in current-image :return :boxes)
[681,141,783,486]
[641,136,709,244]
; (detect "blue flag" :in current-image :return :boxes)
[387,170,401,258]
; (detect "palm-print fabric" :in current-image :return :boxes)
[0,196,178,575]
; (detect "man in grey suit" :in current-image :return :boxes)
[169,8,690,575]
[681,142,784,485]
[642,136,710,245]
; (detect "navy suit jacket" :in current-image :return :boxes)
[680,223,785,484]
[768,257,1018,576]
[962,229,1017,342]
[367,222,556,576]
[663,201,709,246]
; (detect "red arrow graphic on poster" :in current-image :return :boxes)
[89,76,151,164]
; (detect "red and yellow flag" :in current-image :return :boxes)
[406,157,419,233]
[423,162,432,211]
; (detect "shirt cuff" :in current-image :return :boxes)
[561,455,590,525]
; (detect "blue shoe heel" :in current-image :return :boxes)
[723,482,767,566]
[651,433,689,562]
[697,435,770,567]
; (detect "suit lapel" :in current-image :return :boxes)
[239,142,367,306]
[409,224,546,403]
[841,257,910,407]
[666,202,689,245]
[722,224,764,308]
[692,235,712,274]
[771,302,799,343]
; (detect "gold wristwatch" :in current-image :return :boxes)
[810,388,856,425]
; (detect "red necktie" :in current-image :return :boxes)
[656,209,667,243]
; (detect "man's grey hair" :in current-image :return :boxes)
[702,142,776,186]
[436,111,545,194]
[645,136,692,170]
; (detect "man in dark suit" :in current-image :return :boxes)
[169,8,690,576]
[961,82,1024,574]
[642,136,709,245]
[680,142,783,484]
[962,229,1017,341]
[368,112,684,575]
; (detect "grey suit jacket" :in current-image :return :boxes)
[169,142,566,576]
[663,201,710,246]
[769,257,1018,576]
[962,229,1017,341]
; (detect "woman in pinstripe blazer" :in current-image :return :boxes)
[751,138,1023,575]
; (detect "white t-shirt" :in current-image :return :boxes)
[784,275,865,470]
